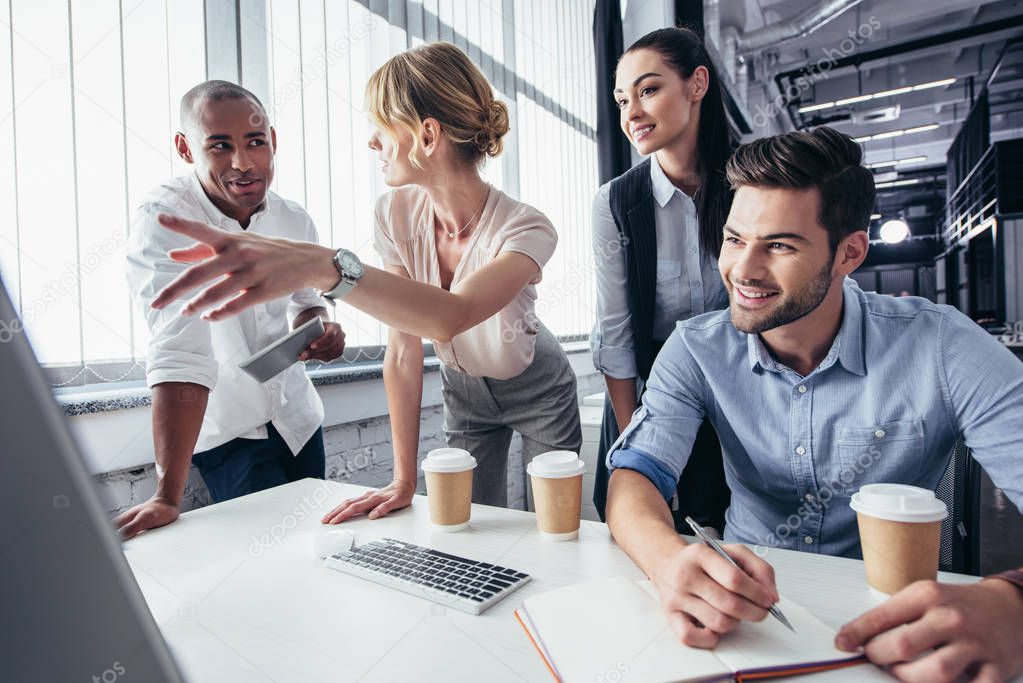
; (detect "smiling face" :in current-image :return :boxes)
[613,48,705,156]
[175,96,275,225]
[719,185,848,335]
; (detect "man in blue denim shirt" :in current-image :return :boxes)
[606,127,1023,682]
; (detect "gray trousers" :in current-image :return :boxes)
[439,324,583,508]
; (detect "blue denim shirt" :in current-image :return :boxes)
[608,279,1023,558]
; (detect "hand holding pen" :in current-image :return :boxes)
[685,516,794,632]
[649,516,788,649]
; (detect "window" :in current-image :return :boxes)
[0,0,206,382]
[263,0,598,353]
[1,0,597,384]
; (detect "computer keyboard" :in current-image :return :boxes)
[323,538,531,615]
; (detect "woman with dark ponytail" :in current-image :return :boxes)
[590,26,733,533]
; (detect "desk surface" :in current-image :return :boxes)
[125,479,985,683]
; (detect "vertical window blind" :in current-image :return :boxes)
[0,0,597,383]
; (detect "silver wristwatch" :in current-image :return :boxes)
[321,248,364,302]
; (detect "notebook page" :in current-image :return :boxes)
[713,596,866,674]
[522,577,729,683]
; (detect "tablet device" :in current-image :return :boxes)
[239,316,325,383]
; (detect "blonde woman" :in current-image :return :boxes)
[151,42,582,519]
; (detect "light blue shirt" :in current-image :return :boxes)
[608,280,1023,558]
[590,156,729,379]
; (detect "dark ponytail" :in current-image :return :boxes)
[622,27,736,256]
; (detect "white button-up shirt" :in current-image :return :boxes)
[590,155,729,380]
[126,173,325,455]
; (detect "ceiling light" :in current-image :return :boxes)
[902,124,940,135]
[835,94,873,106]
[797,77,956,114]
[870,213,882,220]
[880,219,910,244]
[866,156,927,169]
[875,178,922,189]
[855,124,940,143]
[799,101,835,113]
[872,86,913,98]
[911,78,957,91]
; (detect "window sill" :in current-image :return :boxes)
[56,341,592,416]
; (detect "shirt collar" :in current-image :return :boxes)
[745,279,866,376]
[649,154,684,209]
[188,173,268,231]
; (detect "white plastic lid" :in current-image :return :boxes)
[421,448,477,473]
[850,483,948,523]
[527,451,586,479]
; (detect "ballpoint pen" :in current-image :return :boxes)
[684,516,795,633]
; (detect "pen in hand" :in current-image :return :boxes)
[684,516,795,633]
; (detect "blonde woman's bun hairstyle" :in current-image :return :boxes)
[366,42,509,167]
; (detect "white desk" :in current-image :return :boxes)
[124,479,988,683]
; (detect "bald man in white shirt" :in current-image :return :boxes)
[119,81,346,539]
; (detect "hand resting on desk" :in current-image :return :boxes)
[321,479,416,524]
[836,578,1023,683]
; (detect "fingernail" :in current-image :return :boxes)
[835,635,852,651]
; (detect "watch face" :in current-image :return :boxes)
[339,251,364,277]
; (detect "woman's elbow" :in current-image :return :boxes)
[427,308,471,344]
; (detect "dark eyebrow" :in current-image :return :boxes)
[204,131,267,142]
[724,226,810,243]
[612,71,663,94]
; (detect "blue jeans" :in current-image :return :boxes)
[192,423,325,503]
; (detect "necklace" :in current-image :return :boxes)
[445,185,489,239]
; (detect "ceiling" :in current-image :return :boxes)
[723,0,1023,244]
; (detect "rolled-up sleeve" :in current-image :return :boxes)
[607,324,706,499]
[590,185,637,379]
[940,309,1023,511]
[125,203,219,390]
[288,214,329,320]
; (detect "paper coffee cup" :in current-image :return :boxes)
[421,448,476,532]
[527,451,586,541]
[850,484,948,595]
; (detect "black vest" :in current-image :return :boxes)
[607,158,659,380]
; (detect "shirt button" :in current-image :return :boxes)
[795,446,806,455]
[797,385,807,394]
[803,536,814,545]
[875,429,886,438]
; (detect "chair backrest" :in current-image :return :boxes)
[935,437,982,575]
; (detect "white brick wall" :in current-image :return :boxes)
[92,365,603,517]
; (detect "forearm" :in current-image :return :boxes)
[306,247,468,342]
[150,382,209,505]
[383,341,425,487]
[604,375,638,432]
[606,468,687,581]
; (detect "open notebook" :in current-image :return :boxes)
[515,577,874,682]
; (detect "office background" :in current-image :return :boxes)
[1,0,1021,572]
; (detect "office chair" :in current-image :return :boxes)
[935,437,982,575]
